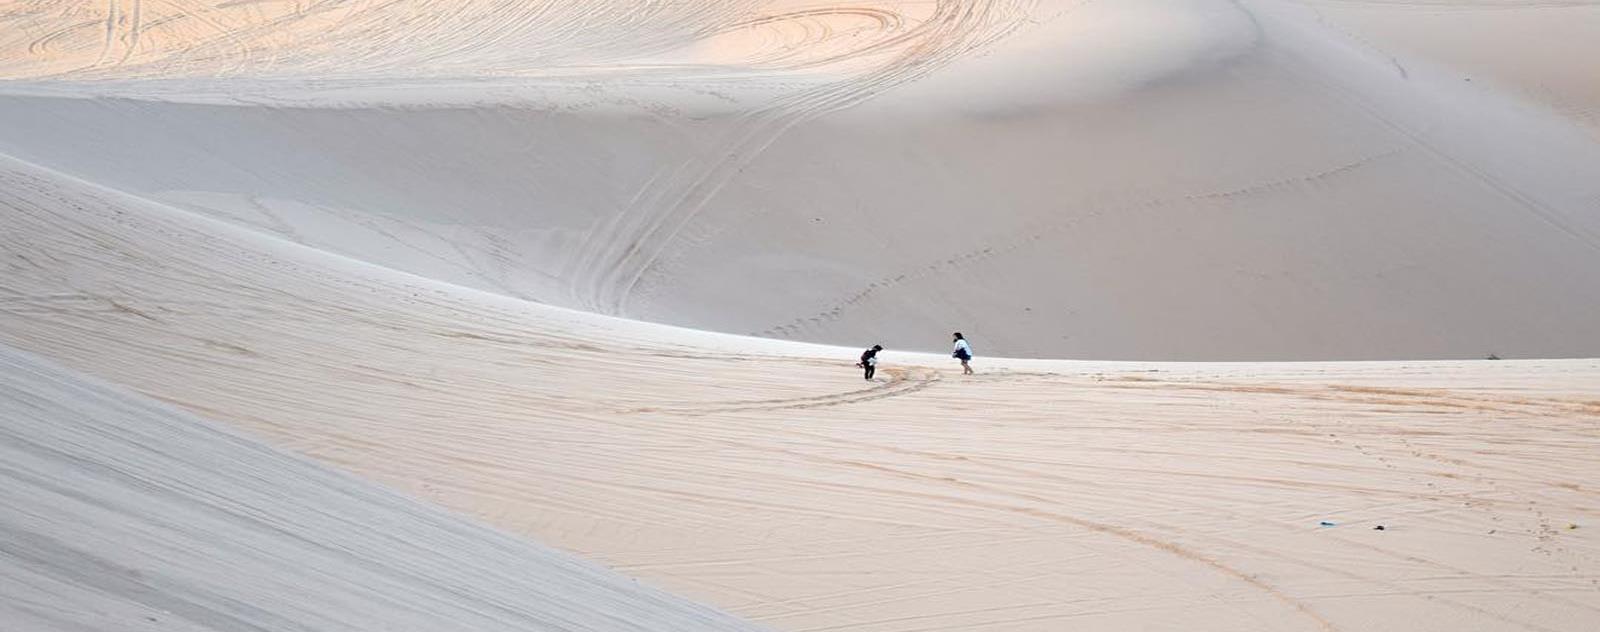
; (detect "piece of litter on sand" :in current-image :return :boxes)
[1373,525,1386,531]
[1319,521,1336,527]
[1569,523,1580,530]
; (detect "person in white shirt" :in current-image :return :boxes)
[951,332,974,375]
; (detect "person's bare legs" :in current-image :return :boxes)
[961,359,973,375]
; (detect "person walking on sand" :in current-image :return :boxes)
[952,332,974,375]
[858,345,883,381]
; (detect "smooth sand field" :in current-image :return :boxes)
[3,1,1599,630]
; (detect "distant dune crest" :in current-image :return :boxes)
[1,0,1598,361]
[0,1,1035,79]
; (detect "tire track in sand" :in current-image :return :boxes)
[565,0,1044,316]
[622,365,939,415]
[699,431,1342,632]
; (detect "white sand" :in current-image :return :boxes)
[2,0,1599,359]
[1300,0,1600,138]
[3,1,1600,630]
[0,344,763,632]
[3,149,1598,630]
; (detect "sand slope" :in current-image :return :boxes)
[3,149,1598,630]
[2,0,1598,359]
[0,343,763,632]
[1300,0,1600,138]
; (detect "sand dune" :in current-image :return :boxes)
[1301,0,1600,137]
[0,344,763,632]
[0,0,1016,80]
[3,149,1598,630]
[0,0,744,79]
[3,0,1599,630]
[2,0,1598,359]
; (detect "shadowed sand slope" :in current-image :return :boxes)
[0,344,764,632]
[2,0,1598,359]
[3,147,1598,630]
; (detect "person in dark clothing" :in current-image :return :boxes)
[858,345,883,380]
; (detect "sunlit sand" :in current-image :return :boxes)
[3,1,1598,630]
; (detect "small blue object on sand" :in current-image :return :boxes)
[1319,521,1336,527]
